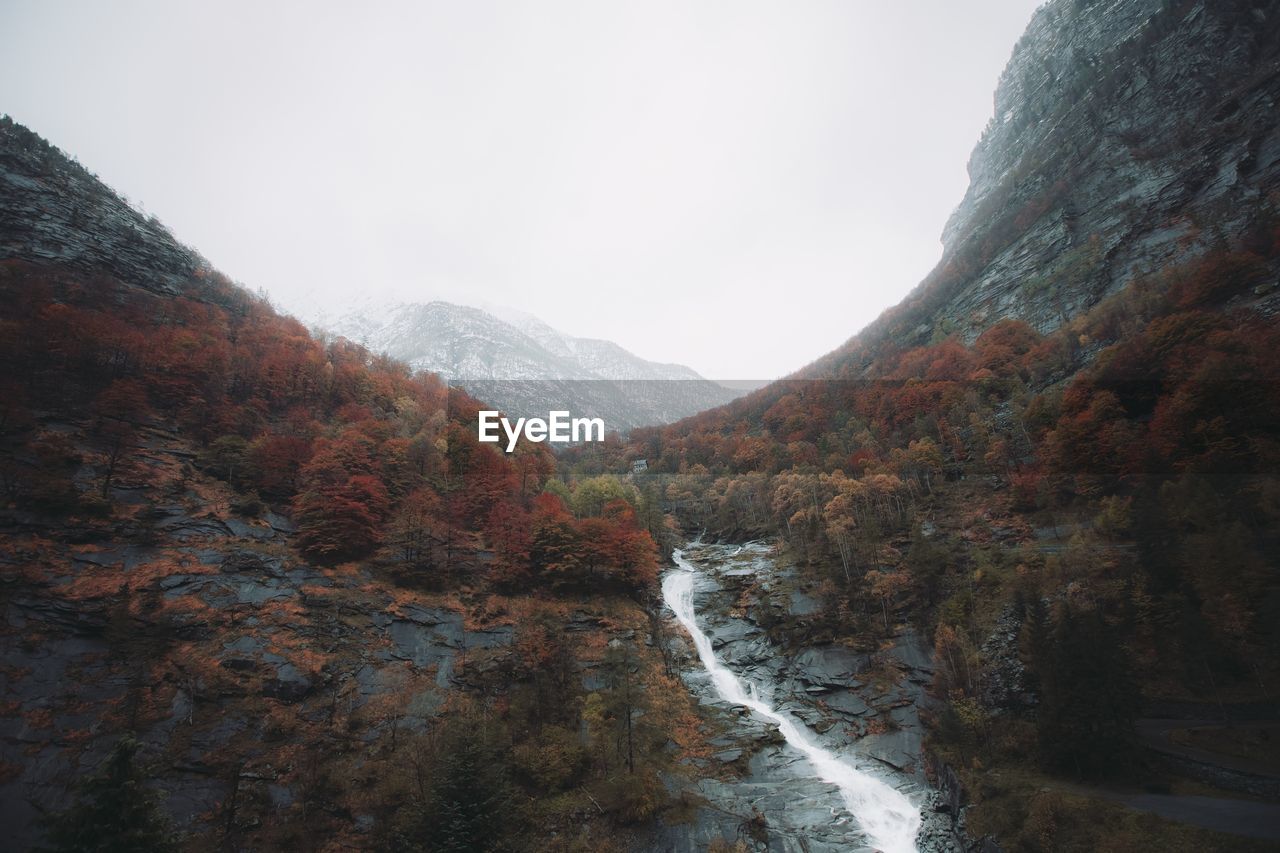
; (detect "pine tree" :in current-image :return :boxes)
[38,736,179,853]
[1034,606,1137,779]
[428,722,513,852]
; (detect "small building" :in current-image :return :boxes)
[631,459,648,474]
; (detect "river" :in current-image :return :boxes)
[661,545,924,853]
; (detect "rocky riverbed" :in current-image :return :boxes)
[648,541,970,853]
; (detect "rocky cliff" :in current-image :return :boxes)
[0,118,206,296]
[815,0,1280,370]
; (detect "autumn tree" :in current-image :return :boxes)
[511,615,578,730]
[576,500,658,594]
[246,431,313,497]
[484,502,533,588]
[570,474,635,518]
[866,569,912,630]
[442,424,517,528]
[528,492,581,586]
[388,487,444,569]
[196,434,248,486]
[90,379,146,498]
[293,434,391,561]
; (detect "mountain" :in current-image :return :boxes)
[594,2,1280,847]
[486,301,716,382]
[802,0,1280,376]
[0,116,685,850]
[0,121,204,295]
[312,299,742,431]
[5,1,1280,850]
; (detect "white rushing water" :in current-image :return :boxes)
[663,547,921,853]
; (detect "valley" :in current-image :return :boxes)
[661,542,925,853]
[2,0,1279,851]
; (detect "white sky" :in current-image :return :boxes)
[1,1,1042,379]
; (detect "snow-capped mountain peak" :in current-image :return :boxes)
[308,299,739,430]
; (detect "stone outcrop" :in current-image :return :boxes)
[0,117,206,296]
[809,0,1280,375]
[652,542,966,852]
[978,605,1036,711]
[936,0,1280,340]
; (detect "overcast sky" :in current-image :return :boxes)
[1,1,1042,379]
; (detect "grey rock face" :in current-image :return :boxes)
[937,0,1280,341]
[979,605,1037,711]
[653,542,961,852]
[0,118,205,295]
[808,0,1280,377]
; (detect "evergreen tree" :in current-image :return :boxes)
[38,736,179,853]
[1034,606,1138,779]
[430,723,512,853]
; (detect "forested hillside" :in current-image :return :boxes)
[0,117,704,851]
[4,0,1280,850]
[556,0,1280,845]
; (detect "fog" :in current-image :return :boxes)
[0,0,1042,378]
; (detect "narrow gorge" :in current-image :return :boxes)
[657,542,962,853]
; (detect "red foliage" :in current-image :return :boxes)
[0,261,649,591]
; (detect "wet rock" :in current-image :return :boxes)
[720,636,773,667]
[219,552,269,574]
[565,611,605,632]
[788,589,821,616]
[791,646,868,688]
[223,518,275,541]
[13,595,110,635]
[915,791,966,853]
[220,657,259,672]
[862,728,923,774]
[160,516,232,541]
[70,546,137,568]
[465,624,514,648]
[822,690,872,718]
[264,662,314,701]
[224,635,266,655]
[708,619,758,648]
[160,574,211,597]
[720,565,758,578]
[185,548,225,566]
[397,603,452,625]
[890,630,936,677]
[226,578,293,606]
[263,512,297,535]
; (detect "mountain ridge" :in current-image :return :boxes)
[312,298,741,431]
[791,0,1280,383]
[313,298,710,382]
[3,1,1280,849]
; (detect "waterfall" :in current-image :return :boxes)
[662,548,921,853]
